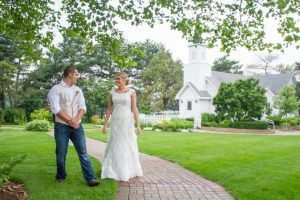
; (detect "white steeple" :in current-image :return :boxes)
[183,44,211,90]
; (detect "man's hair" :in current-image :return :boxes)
[63,66,77,78]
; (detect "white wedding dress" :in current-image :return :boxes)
[101,88,143,181]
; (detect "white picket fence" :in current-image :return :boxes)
[139,114,202,129]
[139,114,179,124]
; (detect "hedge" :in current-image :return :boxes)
[266,116,282,125]
[231,121,268,130]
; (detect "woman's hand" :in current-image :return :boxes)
[136,126,142,135]
[102,125,107,134]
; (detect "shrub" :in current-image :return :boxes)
[168,118,193,131]
[0,154,27,185]
[152,122,162,130]
[81,116,89,123]
[48,112,55,122]
[280,117,299,126]
[140,121,152,129]
[201,113,217,123]
[167,120,178,131]
[202,122,219,127]
[288,118,298,126]
[94,118,104,125]
[0,108,4,125]
[151,118,193,132]
[4,108,26,125]
[182,120,193,129]
[280,122,290,130]
[30,109,50,121]
[91,115,100,124]
[185,117,194,122]
[231,121,268,130]
[152,120,169,131]
[297,117,300,125]
[25,120,50,131]
[219,120,232,128]
[266,116,282,125]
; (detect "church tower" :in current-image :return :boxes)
[183,44,211,90]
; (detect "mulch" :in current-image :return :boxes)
[200,126,275,134]
[0,182,27,200]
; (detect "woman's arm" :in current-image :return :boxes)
[131,91,141,135]
[102,95,113,134]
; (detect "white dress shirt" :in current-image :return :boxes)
[47,80,87,115]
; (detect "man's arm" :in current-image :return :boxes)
[47,86,77,127]
[70,89,86,127]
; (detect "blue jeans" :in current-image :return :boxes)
[54,122,95,182]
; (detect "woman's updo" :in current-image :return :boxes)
[116,72,130,85]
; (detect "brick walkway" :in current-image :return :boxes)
[84,137,234,200]
[48,132,234,200]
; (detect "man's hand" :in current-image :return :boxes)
[67,118,80,129]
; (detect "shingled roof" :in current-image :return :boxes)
[207,71,295,95]
[175,82,212,99]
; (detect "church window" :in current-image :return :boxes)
[187,101,192,110]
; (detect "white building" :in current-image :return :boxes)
[175,44,296,118]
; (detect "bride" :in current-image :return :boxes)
[101,72,143,181]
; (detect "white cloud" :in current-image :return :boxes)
[118,19,300,66]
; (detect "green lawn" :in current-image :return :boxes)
[85,130,300,200]
[82,123,102,129]
[0,124,25,128]
[0,128,116,200]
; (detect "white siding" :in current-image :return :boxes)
[178,87,199,118]
[199,99,211,113]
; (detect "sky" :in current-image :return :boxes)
[117,20,300,66]
[52,1,300,67]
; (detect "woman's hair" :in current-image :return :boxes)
[116,72,130,85]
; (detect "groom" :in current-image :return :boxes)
[47,66,99,186]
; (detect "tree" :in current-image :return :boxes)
[19,36,146,118]
[1,1,299,60]
[0,35,33,108]
[212,55,242,74]
[0,61,16,109]
[275,64,295,73]
[80,78,114,119]
[213,78,268,121]
[256,54,280,74]
[273,62,300,103]
[20,37,121,118]
[130,40,165,80]
[295,62,300,71]
[138,50,183,113]
[274,85,299,118]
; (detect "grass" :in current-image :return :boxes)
[82,123,102,129]
[0,128,116,200]
[0,124,25,128]
[85,130,300,200]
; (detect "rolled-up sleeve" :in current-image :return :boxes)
[47,86,61,115]
[78,89,87,113]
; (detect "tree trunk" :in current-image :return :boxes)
[0,91,5,109]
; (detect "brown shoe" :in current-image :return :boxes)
[88,179,99,187]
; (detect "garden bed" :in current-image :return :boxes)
[275,125,300,131]
[200,126,275,134]
[0,182,27,200]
